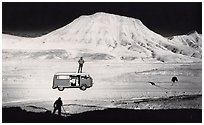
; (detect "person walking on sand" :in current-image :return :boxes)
[78,57,84,73]
[53,97,63,116]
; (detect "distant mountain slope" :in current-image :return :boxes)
[2,12,202,62]
[170,31,202,59]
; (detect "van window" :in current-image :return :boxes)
[57,75,70,79]
[81,75,89,79]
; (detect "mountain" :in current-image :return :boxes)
[2,12,202,62]
[170,31,202,59]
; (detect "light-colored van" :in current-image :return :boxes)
[52,72,93,91]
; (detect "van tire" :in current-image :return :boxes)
[58,87,64,91]
[80,85,87,91]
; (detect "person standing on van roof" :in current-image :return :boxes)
[78,57,84,73]
[53,97,63,116]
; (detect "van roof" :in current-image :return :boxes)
[55,72,89,76]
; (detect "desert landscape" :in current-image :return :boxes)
[2,12,202,122]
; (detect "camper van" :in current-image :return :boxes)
[52,72,93,91]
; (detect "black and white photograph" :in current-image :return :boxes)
[2,2,202,123]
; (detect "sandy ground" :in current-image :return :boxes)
[2,59,202,114]
[3,107,202,123]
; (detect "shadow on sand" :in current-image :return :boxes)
[2,107,201,123]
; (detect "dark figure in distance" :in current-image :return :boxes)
[149,81,156,86]
[78,57,84,73]
[171,76,178,83]
[53,97,63,116]
[171,76,178,86]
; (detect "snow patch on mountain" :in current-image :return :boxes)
[3,49,70,60]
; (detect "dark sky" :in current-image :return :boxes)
[2,2,202,37]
